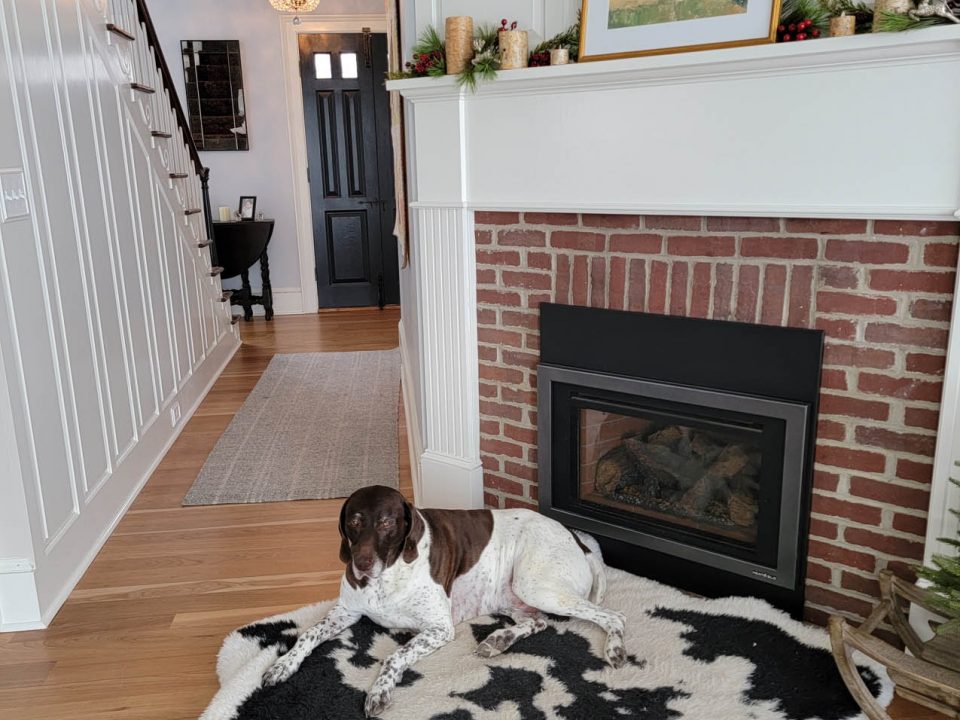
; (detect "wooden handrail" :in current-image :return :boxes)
[133,0,217,257]
[134,0,203,177]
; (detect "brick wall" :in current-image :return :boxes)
[475,211,959,623]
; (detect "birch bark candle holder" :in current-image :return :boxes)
[873,0,912,30]
[499,30,528,70]
[829,13,856,35]
[550,48,570,65]
[444,16,473,75]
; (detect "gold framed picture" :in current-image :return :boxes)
[580,0,782,61]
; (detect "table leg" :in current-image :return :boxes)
[261,249,274,321]
[240,269,254,321]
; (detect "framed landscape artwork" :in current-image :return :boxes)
[580,0,781,61]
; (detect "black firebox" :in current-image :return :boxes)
[537,303,824,617]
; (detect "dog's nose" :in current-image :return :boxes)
[354,556,374,572]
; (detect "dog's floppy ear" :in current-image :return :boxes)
[402,500,424,563]
[338,501,351,565]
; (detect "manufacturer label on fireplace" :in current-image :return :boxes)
[752,570,777,581]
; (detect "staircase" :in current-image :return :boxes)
[0,0,240,630]
[105,0,227,303]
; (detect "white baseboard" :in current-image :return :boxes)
[0,559,40,631]
[398,320,423,504]
[1,334,240,632]
[420,451,484,509]
[222,286,307,317]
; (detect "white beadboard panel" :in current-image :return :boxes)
[0,0,239,627]
[413,0,579,49]
[412,206,483,509]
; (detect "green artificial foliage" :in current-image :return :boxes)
[819,0,874,32]
[917,477,960,636]
[780,0,831,31]
[531,12,582,59]
[874,9,949,30]
[458,24,500,91]
[388,25,445,79]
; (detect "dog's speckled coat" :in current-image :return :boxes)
[262,487,621,716]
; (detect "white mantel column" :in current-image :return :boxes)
[402,95,484,509]
[413,206,484,508]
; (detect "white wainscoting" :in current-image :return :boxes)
[0,0,239,630]
[389,27,960,509]
[411,0,579,55]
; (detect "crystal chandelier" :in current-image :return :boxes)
[268,0,321,24]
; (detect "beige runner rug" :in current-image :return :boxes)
[183,349,399,506]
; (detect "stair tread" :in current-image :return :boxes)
[106,23,135,41]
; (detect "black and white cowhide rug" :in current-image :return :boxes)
[201,568,891,720]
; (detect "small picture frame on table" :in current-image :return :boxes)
[239,196,257,221]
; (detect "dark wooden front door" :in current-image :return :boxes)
[299,33,399,308]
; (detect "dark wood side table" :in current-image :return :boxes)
[212,219,275,321]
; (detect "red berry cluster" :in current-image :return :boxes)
[777,18,821,41]
[529,51,550,66]
[405,50,443,75]
[499,18,519,31]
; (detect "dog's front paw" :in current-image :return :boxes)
[262,658,295,687]
[364,684,393,717]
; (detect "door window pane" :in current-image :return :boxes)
[341,53,358,79]
[314,53,332,79]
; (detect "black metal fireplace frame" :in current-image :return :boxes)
[540,365,809,587]
[537,303,824,617]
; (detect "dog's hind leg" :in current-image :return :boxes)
[476,608,547,658]
[516,589,627,668]
[262,602,361,686]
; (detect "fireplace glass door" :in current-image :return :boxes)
[579,405,764,547]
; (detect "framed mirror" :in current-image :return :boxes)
[181,40,248,151]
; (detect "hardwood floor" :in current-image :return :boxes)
[0,309,938,719]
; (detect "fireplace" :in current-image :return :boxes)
[538,303,824,616]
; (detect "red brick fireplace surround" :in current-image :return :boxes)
[475,211,959,623]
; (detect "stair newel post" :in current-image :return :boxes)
[200,166,218,267]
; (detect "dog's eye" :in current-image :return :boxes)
[348,516,362,528]
[377,517,396,529]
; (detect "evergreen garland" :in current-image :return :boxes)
[819,0,874,31]
[874,10,949,30]
[388,25,445,79]
[458,24,500,91]
[917,477,960,636]
[780,0,831,32]
[530,12,582,62]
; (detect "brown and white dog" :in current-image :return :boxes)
[262,485,625,717]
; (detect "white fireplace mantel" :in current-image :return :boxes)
[389,27,960,510]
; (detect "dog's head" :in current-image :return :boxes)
[338,485,423,581]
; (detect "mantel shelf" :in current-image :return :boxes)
[388,25,960,98]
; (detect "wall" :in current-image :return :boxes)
[0,0,239,629]
[407,0,579,59]
[149,0,383,310]
[475,211,958,624]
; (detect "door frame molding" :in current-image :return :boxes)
[280,14,389,315]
